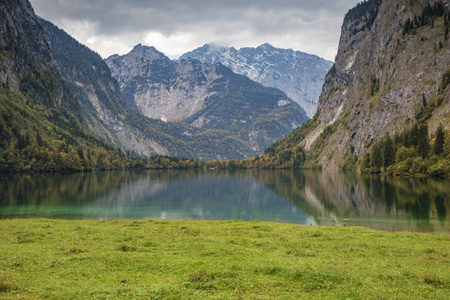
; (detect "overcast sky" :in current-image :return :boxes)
[29,0,361,61]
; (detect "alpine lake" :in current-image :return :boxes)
[0,169,449,233]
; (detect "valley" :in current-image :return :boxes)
[0,0,449,174]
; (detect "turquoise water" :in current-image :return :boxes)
[0,169,448,233]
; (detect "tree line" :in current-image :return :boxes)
[360,123,449,177]
[0,89,201,173]
[403,1,448,38]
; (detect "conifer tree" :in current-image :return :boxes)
[410,123,420,147]
[360,152,371,171]
[434,124,445,155]
[383,134,395,167]
[372,143,383,169]
[417,124,430,158]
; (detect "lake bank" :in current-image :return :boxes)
[1,218,449,299]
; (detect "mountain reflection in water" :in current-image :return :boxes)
[0,170,448,233]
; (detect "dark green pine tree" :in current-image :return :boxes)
[434,124,445,155]
[410,123,420,147]
[383,134,396,167]
[372,143,383,170]
[417,124,430,158]
[360,152,371,171]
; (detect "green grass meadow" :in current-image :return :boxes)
[0,219,449,299]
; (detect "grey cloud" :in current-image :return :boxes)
[32,0,358,33]
[29,0,361,60]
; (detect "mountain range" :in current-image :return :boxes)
[180,43,333,117]
[1,0,309,164]
[105,44,308,157]
[37,17,211,159]
[40,19,307,160]
[1,0,448,174]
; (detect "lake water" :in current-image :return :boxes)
[0,169,448,233]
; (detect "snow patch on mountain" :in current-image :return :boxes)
[180,43,333,117]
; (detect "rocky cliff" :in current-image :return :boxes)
[0,0,79,114]
[38,20,279,160]
[106,45,308,155]
[180,43,333,117]
[37,18,186,157]
[0,0,146,172]
[317,0,449,168]
[107,45,222,121]
[266,0,449,169]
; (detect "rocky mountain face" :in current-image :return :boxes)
[107,45,220,121]
[37,18,183,157]
[106,45,308,156]
[0,0,269,163]
[179,43,334,117]
[0,0,79,114]
[0,0,148,172]
[269,0,449,169]
[38,20,275,160]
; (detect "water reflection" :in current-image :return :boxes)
[257,170,449,232]
[0,170,448,232]
[0,170,312,224]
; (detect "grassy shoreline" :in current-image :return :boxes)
[0,219,449,299]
